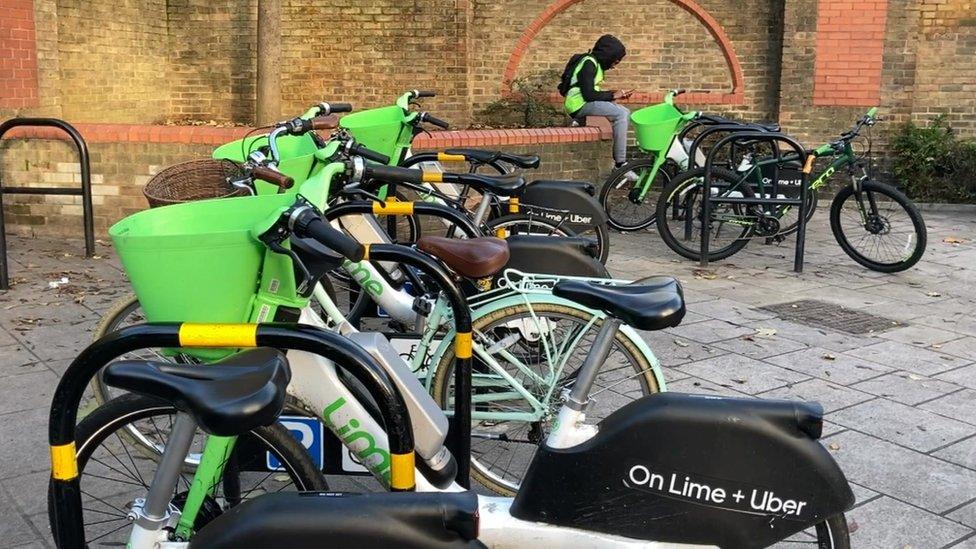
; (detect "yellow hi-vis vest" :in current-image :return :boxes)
[564,55,603,115]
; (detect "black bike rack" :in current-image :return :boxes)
[700,132,809,273]
[0,118,95,290]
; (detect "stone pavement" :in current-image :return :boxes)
[1,209,975,547]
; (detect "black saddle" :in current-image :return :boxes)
[445,148,541,170]
[102,348,291,436]
[553,276,685,330]
[189,491,484,548]
[456,171,527,196]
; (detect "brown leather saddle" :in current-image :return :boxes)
[417,236,510,279]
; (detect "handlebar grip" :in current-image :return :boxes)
[302,217,365,262]
[350,143,391,164]
[414,90,437,98]
[814,144,833,156]
[311,115,339,131]
[252,166,294,190]
[328,102,353,114]
[422,113,450,130]
[866,107,878,118]
[674,88,687,96]
[365,164,424,184]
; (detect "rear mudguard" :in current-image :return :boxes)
[522,180,608,232]
[510,392,854,548]
[504,234,609,278]
[428,291,666,393]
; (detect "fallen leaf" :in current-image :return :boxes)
[943,236,965,244]
[692,269,718,280]
[731,378,747,384]
[848,519,859,534]
[756,328,777,337]
[822,353,836,361]
[907,374,923,381]
[674,339,689,348]
[828,442,841,451]
[741,335,756,342]
[926,292,942,297]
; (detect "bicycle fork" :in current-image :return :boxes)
[545,317,622,449]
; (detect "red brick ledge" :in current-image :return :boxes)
[0,123,610,147]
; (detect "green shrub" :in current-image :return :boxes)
[475,70,564,129]
[891,115,976,203]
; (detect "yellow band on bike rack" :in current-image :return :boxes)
[373,201,415,215]
[390,452,416,490]
[437,153,466,163]
[179,323,257,348]
[495,228,508,239]
[51,443,78,480]
[362,243,370,261]
[455,332,473,359]
[803,154,816,174]
[508,197,520,214]
[421,171,444,183]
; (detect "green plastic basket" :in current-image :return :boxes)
[109,193,293,324]
[340,105,410,163]
[212,133,318,195]
[631,103,684,152]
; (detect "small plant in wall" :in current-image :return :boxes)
[475,70,564,129]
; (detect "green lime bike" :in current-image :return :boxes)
[86,118,664,512]
[655,108,927,272]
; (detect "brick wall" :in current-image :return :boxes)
[812,0,887,107]
[0,0,40,109]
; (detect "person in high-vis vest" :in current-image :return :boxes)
[561,34,634,175]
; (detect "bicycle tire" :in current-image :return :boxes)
[829,180,926,272]
[655,167,753,262]
[430,302,659,496]
[599,157,670,232]
[48,393,327,546]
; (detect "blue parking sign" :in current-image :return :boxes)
[267,416,325,471]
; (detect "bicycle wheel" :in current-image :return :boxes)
[48,394,326,546]
[829,180,926,272]
[599,157,670,232]
[655,167,753,262]
[430,302,659,496]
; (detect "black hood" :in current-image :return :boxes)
[590,34,626,70]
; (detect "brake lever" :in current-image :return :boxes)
[341,184,386,204]
[258,219,313,295]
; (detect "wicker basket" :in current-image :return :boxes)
[143,159,249,208]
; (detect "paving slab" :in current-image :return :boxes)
[847,340,966,376]
[765,347,893,384]
[829,398,975,452]
[847,496,973,549]
[675,353,809,394]
[920,389,976,427]
[933,435,976,470]
[825,430,976,513]
[851,371,964,405]
[759,378,875,413]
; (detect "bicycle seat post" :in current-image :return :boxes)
[564,317,622,411]
[129,412,198,534]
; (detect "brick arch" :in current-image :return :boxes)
[502,0,745,105]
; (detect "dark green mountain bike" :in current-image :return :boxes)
[655,108,927,273]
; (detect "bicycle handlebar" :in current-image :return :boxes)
[252,166,294,190]
[290,207,366,262]
[413,90,437,98]
[420,112,450,130]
